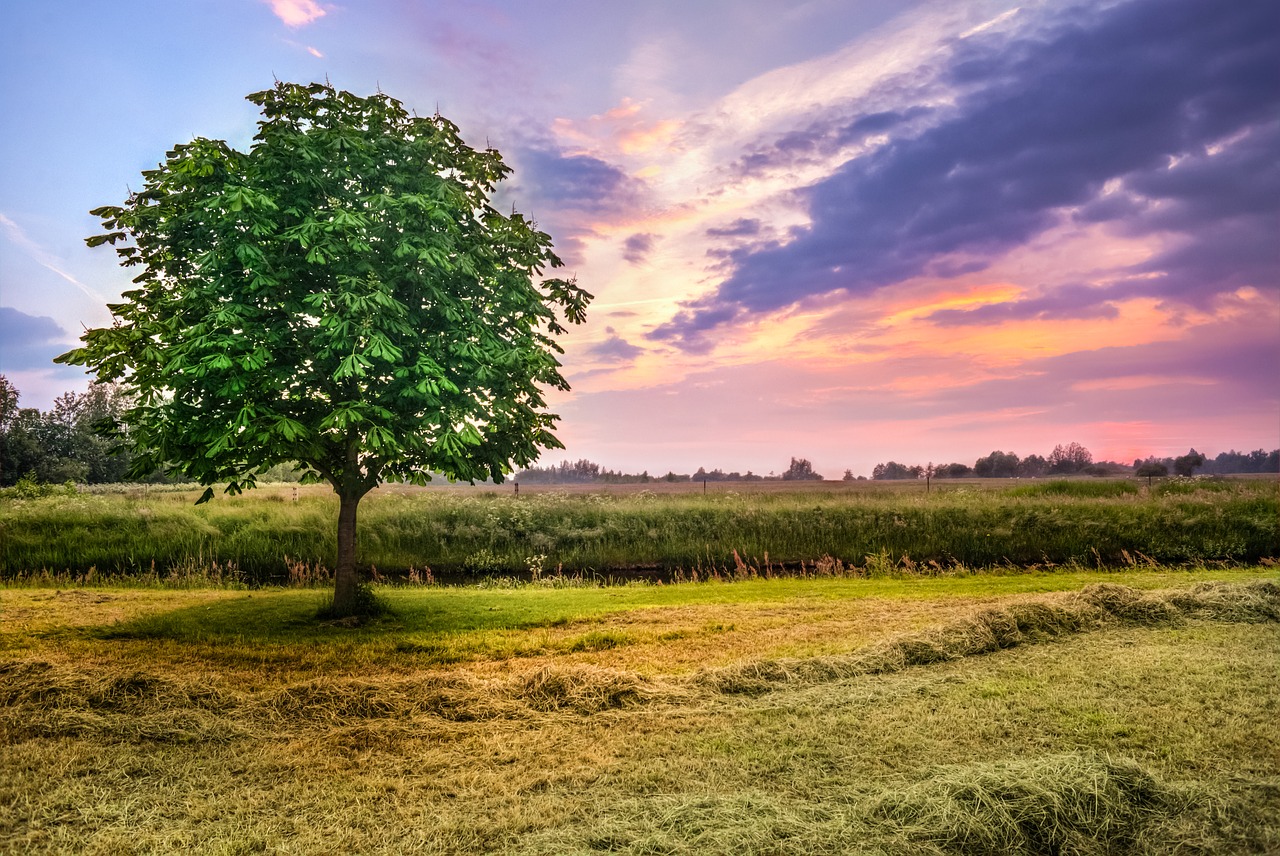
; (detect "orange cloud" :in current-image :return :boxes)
[266,0,326,27]
[554,97,682,158]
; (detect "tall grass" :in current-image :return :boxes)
[2,478,1275,582]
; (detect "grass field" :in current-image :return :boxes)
[2,476,1276,582]
[2,568,1278,854]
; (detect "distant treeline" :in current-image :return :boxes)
[2,376,1276,488]
[873,444,1279,481]
[520,445,1279,485]
[514,457,824,485]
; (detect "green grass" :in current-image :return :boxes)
[1,570,1277,853]
[2,477,1276,582]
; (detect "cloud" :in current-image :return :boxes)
[265,0,326,28]
[652,0,1280,350]
[622,233,657,265]
[705,218,762,239]
[516,148,642,215]
[927,284,1123,325]
[0,306,74,371]
[505,146,648,265]
[588,328,644,364]
[0,212,106,304]
[552,97,681,156]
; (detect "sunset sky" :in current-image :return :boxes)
[2,0,1276,477]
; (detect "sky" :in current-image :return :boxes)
[1,0,1276,478]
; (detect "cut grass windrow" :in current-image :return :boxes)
[3,580,1275,741]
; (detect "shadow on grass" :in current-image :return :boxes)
[84,586,617,645]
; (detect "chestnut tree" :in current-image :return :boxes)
[57,82,590,616]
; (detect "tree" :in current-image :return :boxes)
[973,451,1020,478]
[782,457,823,481]
[57,82,591,617]
[1048,442,1092,474]
[1172,448,1206,477]
[1135,458,1168,485]
[872,461,923,480]
[1017,454,1048,478]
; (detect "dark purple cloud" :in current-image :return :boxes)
[705,218,763,238]
[622,233,656,265]
[515,147,641,215]
[654,0,1280,350]
[588,327,644,363]
[0,306,73,371]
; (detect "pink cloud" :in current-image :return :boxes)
[265,0,326,28]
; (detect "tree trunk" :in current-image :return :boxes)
[331,489,362,617]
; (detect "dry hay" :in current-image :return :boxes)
[0,658,687,745]
[2,581,1276,742]
[698,580,1280,695]
[873,752,1180,855]
[513,665,678,714]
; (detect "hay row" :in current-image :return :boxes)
[699,579,1279,693]
[1,581,1276,744]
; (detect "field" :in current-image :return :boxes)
[2,570,1279,854]
[2,476,1277,582]
[2,479,1278,853]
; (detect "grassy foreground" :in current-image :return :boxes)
[2,567,1278,854]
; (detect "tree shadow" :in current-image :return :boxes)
[83,587,598,646]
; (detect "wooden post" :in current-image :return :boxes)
[514,481,519,497]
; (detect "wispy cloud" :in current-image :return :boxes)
[265,0,326,28]
[0,212,106,304]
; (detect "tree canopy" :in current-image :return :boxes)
[57,81,591,615]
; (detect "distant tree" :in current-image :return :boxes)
[56,82,591,617]
[1017,454,1048,477]
[1048,442,1093,474]
[872,461,923,480]
[935,462,972,479]
[0,376,17,431]
[782,457,823,481]
[1135,458,1169,484]
[974,451,1020,478]
[842,469,855,481]
[1172,449,1206,477]
[1201,449,1279,474]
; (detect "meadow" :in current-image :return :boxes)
[1,570,1277,853]
[1,476,1276,583]
[1,477,1277,853]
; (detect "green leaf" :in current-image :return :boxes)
[64,79,590,516]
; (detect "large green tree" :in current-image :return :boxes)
[57,82,591,616]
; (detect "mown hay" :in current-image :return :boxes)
[4,582,1277,739]
[699,581,1280,696]
[874,752,1179,855]
[1077,583,1182,624]
[513,665,673,714]
[1165,579,1280,623]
